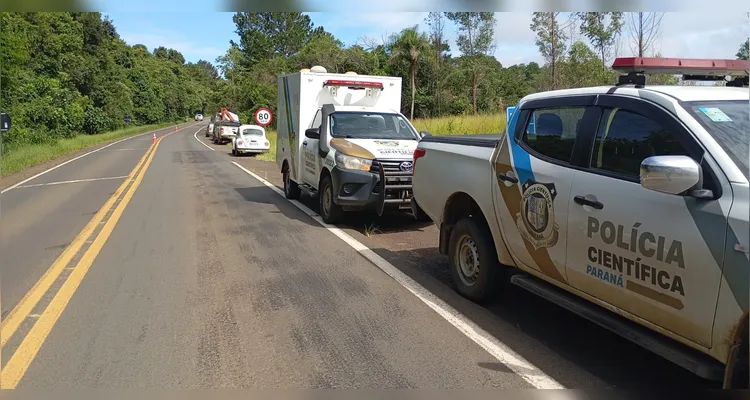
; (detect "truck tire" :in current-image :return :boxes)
[283,168,301,200]
[319,175,343,224]
[448,217,504,303]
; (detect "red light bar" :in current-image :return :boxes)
[324,80,384,89]
[612,57,750,76]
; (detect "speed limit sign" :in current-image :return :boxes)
[254,108,273,126]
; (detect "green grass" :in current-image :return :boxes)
[412,113,507,136]
[0,121,180,177]
[255,113,506,163]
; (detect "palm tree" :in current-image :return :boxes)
[389,26,430,120]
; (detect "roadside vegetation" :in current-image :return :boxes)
[0,12,218,175]
[2,12,747,174]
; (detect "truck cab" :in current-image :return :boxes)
[276,66,423,223]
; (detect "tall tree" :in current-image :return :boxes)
[627,12,664,57]
[231,12,320,64]
[444,12,496,113]
[425,12,449,114]
[530,12,568,90]
[577,12,624,67]
[389,26,430,119]
[736,39,749,60]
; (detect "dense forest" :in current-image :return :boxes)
[1,12,747,151]
[0,12,219,149]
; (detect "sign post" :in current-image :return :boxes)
[254,108,273,127]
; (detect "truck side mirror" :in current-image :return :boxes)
[305,128,320,139]
[640,155,705,196]
[419,131,432,138]
[1,112,11,132]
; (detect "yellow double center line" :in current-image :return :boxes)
[0,126,183,388]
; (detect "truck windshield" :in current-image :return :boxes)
[684,100,749,180]
[329,112,418,140]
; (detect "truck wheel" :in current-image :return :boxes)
[283,168,301,200]
[448,217,504,303]
[319,175,343,224]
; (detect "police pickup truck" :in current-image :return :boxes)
[411,57,749,388]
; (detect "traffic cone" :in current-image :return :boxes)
[152,133,157,143]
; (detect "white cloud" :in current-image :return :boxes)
[119,31,227,63]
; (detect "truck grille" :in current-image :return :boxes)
[370,159,413,208]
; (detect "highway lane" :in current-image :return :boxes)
[2,126,549,388]
[0,122,202,338]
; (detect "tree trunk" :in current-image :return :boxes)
[472,69,478,114]
[410,63,416,120]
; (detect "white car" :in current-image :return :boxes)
[232,124,271,156]
[195,113,203,121]
[205,121,215,137]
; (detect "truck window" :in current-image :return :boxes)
[590,108,689,179]
[520,106,585,163]
[312,110,322,128]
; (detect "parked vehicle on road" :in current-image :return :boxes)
[232,124,271,156]
[411,57,750,388]
[212,120,241,145]
[276,66,429,224]
[195,113,203,121]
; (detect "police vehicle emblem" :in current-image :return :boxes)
[516,179,559,250]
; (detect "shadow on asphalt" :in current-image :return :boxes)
[234,186,319,228]
[370,243,722,390]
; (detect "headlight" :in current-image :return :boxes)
[335,152,372,171]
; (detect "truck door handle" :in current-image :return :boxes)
[302,141,308,146]
[574,196,603,210]
[497,173,518,184]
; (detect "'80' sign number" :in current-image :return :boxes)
[254,108,273,126]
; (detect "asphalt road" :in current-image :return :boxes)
[0,124,721,389]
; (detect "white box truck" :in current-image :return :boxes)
[276,66,430,224]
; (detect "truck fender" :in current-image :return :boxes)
[438,191,514,267]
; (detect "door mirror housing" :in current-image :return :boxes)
[640,155,703,196]
[419,130,432,138]
[305,128,320,139]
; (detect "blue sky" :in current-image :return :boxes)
[94,4,749,70]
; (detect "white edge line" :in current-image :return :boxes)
[15,175,130,189]
[193,129,215,151]
[1,122,201,194]
[228,160,564,390]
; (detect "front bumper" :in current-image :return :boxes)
[330,162,413,212]
[236,146,270,153]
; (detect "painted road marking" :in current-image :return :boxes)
[0,125,199,350]
[193,129,215,151]
[14,176,129,189]
[229,161,564,390]
[0,122,202,194]
[0,152,151,349]
[0,128,197,388]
